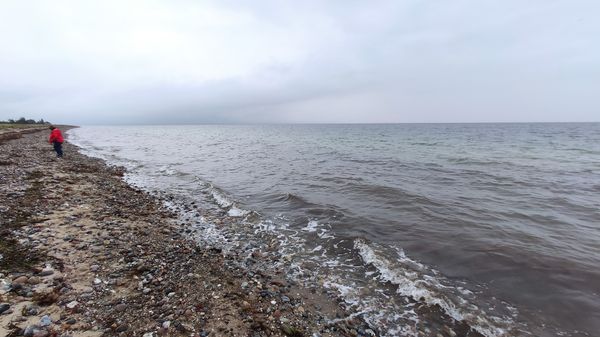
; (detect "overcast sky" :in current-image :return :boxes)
[0,1,598,124]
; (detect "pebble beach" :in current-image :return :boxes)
[0,128,372,337]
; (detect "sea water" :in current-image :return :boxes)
[68,123,600,337]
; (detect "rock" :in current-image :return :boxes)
[90,265,100,272]
[93,278,102,285]
[142,333,155,337]
[116,324,128,332]
[65,317,77,325]
[23,304,39,316]
[143,287,152,294]
[66,300,79,309]
[40,315,52,326]
[0,303,10,314]
[114,303,127,312]
[281,324,302,336]
[39,268,54,277]
[23,325,40,337]
[28,276,41,285]
[281,295,291,303]
[162,320,171,329]
[32,290,59,305]
[33,330,49,337]
[12,275,29,284]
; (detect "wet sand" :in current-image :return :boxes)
[0,128,372,337]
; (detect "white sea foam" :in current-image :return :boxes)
[354,239,513,337]
[227,207,249,217]
[208,186,252,217]
[317,229,334,239]
[302,220,319,232]
[210,187,233,208]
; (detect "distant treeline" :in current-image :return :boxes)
[0,117,50,124]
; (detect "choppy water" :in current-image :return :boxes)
[69,123,600,337]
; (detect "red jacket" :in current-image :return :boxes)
[49,129,64,143]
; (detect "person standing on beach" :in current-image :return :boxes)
[48,125,64,158]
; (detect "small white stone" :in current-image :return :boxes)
[66,300,79,309]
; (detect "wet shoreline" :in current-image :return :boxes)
[0,129,373,337]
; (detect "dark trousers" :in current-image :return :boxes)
[53,142,63,157]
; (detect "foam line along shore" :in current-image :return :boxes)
[67,124,600,337]
[0,128,376,337]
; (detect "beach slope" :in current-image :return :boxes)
[0,129,369,337]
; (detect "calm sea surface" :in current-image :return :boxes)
[69,123,600,337]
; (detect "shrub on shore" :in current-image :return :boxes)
[0,117,51,125]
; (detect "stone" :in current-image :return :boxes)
[162,320,171,329]
[40,315,52,326]
[66,300,79,309]
[65,317,77,325]
[90,265,100,272]
[12,275,29,284]
[0,303,10,314]
[24,304,39,316]
[39,268,54,277]
[116,324,128,332]
[114,303,127,312]
[28,276,41,285]
[23,325,39,337]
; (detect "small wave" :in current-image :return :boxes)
[354,239,516,337]
[448,157,505,166]
[278,192,313,208]
[410,142,441,146]
[157,165,176,176]
[210,186,233,208]
[209,185,251,217]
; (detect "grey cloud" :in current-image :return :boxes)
[0,0,599,124]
